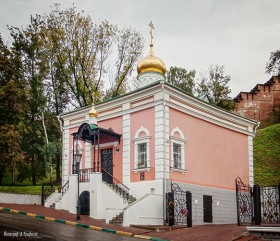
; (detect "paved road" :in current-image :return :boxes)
[0,213,144,241]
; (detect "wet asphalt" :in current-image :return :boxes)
[0,212,144,241]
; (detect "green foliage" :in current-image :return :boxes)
[44,5,144,106]
[0,35,26,185]
[196,65,232,108]
[0,5,144,185]
[266,48,280,76]
[166,66,196,95]
[254,123,280,186]
[0,185,43,195]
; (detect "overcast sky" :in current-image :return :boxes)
[0,0,279,97]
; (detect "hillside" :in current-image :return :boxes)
[254,123,280,186]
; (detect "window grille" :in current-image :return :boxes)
[138,143,147,168]
[173,143,182,169]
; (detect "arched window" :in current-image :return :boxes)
[170,127,186,173]
[133,127,151,172]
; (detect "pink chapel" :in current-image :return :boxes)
[45,24,258,226]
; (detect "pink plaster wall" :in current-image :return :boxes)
[169,108,249,190]
[130,107,155,182]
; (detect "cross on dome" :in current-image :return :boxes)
[136,21,166,76]
[149,21,154,47]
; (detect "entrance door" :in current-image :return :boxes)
[80,191,90,215]
[101,148,113,184]
[203,195,213,223]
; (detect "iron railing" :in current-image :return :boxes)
[59,180,69,200]
[102,169,130,200]
[79,168,95,182]
[235,177,253,226]
[41,183,55,205]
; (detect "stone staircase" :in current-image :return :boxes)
[109,211,124,225]
[49,203,55,209]
[104,182,136,203]
[104,182,137,225]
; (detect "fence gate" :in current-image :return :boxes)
[235,177,280,225]
[166,182,192,227]
[260,185,280,224]
[235,177,253,225]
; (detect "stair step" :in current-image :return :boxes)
[109,211,124,225]
[49,203,55,209]
[104,181,137,204]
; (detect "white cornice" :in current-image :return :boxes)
[59,84,162,121]
[164,84,257,129]
[59,82,258,136]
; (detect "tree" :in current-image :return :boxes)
[9,15,48,185]
[44,5,144,106]
[196,65,232,110]
[0,35,26,185]
[4,5,144,184]
[108,27,144,98]
[266,48,280,76]
[166,66,196,95]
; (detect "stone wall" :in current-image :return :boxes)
[0,193,41,205]
[167,181,237,225]
[233,76,280,125]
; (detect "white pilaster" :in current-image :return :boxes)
[123,103,131,187]
[62,128,70,185]
[154,92,170,180]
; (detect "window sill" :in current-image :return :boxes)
[133,167,151,173]
[170,167,186,174]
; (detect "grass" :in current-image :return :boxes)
[0,173,60,195]
[254,123,280,186]
[0,185,43,195]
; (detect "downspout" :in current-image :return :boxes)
[57,116,64,184]
[57,115,63,134]
[160,80,167,225]
[251,121,260,186]
[254,122,260,135]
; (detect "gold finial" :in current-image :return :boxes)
[89,92,98,118]
[149,21,154,47]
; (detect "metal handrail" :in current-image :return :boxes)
[41,184,55,205]
[102,168,130,199]
[59,180,69,200]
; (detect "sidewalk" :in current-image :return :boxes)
[0,203,263,241]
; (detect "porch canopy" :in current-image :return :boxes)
[73,123,121,145]
[71,123,122,173]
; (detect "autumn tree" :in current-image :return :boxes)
[9,15,49,185]
[196,65,233,110]
[44,5,144,106]
[0,35,26,185]
[266,48,280,76]
[166,66,196,95]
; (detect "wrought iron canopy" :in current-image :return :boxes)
[72,123,121,145]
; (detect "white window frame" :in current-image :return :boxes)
[170,127,186,173]
[134,127,151,173]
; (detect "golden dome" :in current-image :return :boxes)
[88,104,98,117]
[137,44,166,75]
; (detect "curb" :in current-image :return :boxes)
[0,207,169,241]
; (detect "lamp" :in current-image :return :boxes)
[116,146,120,153]
[75,149,82,220]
